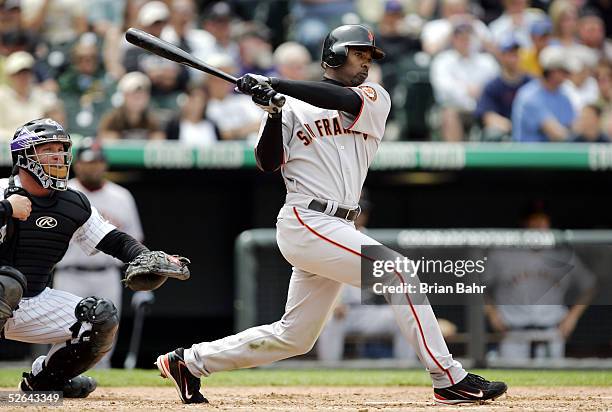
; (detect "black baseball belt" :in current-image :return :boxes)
[308,199,361,221]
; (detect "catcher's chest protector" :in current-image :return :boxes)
[0,189,91,297]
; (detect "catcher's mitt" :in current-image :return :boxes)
[123,251,191,291]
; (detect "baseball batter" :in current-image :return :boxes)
[0,118,189,397]
[156,25,507,405]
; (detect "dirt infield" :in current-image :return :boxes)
[18,386,612,411]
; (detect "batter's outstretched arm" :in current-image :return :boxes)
[270,78,362,115]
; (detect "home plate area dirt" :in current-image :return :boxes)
[24,386,612,411]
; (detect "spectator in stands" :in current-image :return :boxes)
[42,96,66,126]
[375,0,422,94]
[549,0,578,47]
[573,104,609,142]
[430,23,499,141]
[356,0,432,23]
[475,36,531,140]
[235,22,275,77]
[200,2,239,64]
[605,109,612,139]
[289,0,356,58]
[98,71,165,140]
[140,54,186,117]
[158,0,214,88]
[0,51,56,140]
[0,0,25,35]
[161,0,215,68]
[204,54,262,141]
[58,34,114,136]
[0,2,52,90]
[1,29,52,90]
[488,0,545,48]
[577,8,612,61]
[123,2,188,117]
[518,18,552,77]
[272,41,312,81]
[421,0,493,56]
[562,44,600,112]
[512,46,576,142]
[87,0,126,36]
[20,0,87,49]
[100,4,128,82]
[595,61,611,107]
[123,0,170,73]
[484,203,596,361]
[165,82,220,145]
[375,0,421,57]
[585,0,612,37]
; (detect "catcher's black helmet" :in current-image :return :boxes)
[321,24,385,68]
[10,118,72,191]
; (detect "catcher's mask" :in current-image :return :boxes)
[10,118,72,191]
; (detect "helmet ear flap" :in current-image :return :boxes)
[325,52,346,68]
[323,45,347,68]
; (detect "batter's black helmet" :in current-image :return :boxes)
[321,24,385,68]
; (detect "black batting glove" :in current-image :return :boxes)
[236,74,272,95]
[251,84,282,114]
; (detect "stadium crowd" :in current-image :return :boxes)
[0,0,610,143]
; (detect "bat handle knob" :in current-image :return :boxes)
[271,94,286,108]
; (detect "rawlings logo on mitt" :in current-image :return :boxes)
[123,251,191,291]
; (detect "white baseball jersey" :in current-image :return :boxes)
[271,82,390,206]
[185,80,469,389]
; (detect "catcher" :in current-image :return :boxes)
[0,118,190,397]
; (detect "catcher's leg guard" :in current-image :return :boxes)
[0,266,27,332]
[22,296,119,391]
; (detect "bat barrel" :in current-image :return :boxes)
[125,27,285,108]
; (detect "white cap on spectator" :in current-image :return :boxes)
[273,42,311,66]
[567,44,599,72]
[539,46,571,72]
[138,1,170,27]
[118,71,151,93]
[4,51,34,75]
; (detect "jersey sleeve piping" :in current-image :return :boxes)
[344,88,365,130]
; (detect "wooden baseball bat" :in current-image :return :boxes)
[125,28,286,107]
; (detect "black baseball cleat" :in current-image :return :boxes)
[433,373,507,405]
[156,347,208,404]
[19,373,97,398]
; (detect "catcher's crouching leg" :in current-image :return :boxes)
[0,266,27,331]
[20,296,119,397]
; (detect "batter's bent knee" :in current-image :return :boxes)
[277,321,320,356]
